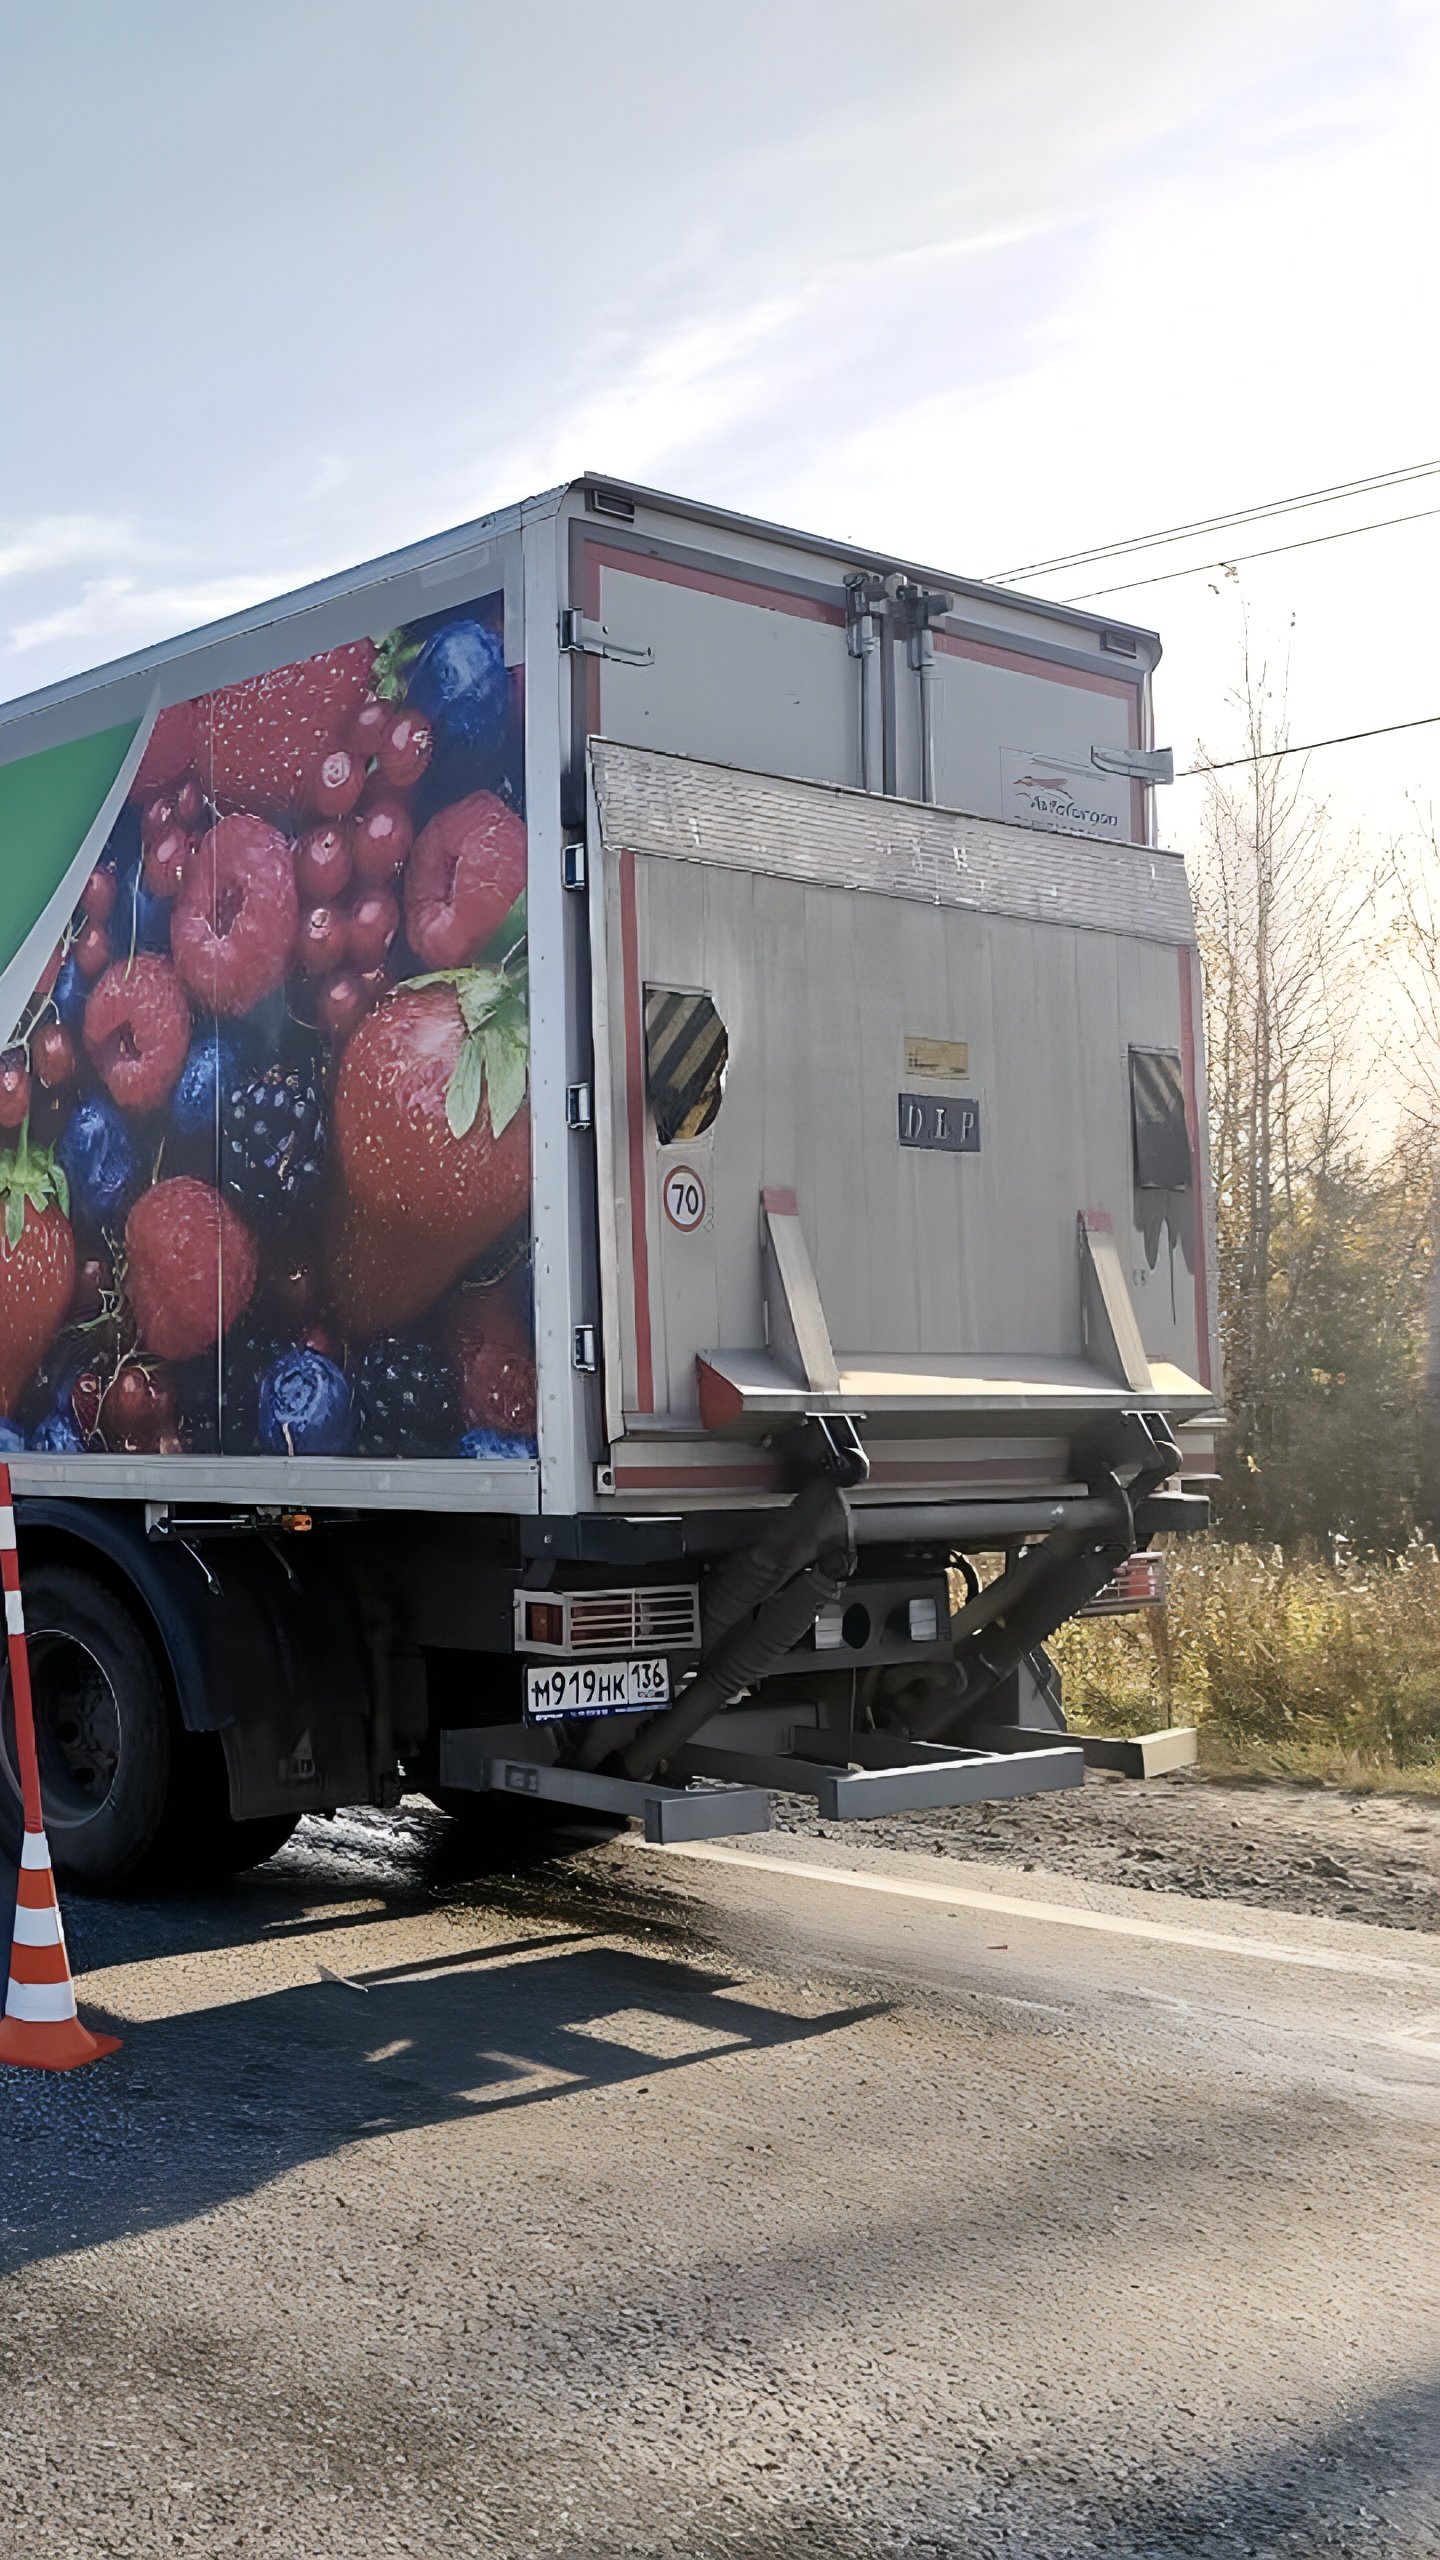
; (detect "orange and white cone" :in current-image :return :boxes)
[0,1463,119,2070]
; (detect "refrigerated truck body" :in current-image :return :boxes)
[0,476,1217,1886]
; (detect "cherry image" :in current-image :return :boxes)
[101,1365,176,1453]
[72,921,112,982]
[349,792,413,883]
[83,867,117,927]
[0,1049,30,1129]
[141,791,180,849]
[348,888,399,969]
[317,968,368,1042]
[306,746,365,820]
[295,823,352,904]
[174,775,205,829]
[35,946,63,1001]
[354,964,391,1010]
[33,1021,77,1090]
[143,826,194,900]
[347,694,391,763]
[376,708,434,790]
[297,904,350,978]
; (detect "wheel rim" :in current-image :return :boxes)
[1,1628,122,1830]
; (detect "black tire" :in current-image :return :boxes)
[0,1570,303,1891]
[0,1563,175,1891]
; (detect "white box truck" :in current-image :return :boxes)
[0,477,1217,1886]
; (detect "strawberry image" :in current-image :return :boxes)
[125,1178,257,1362]
[327,973,530,1336]
[0,1135,76,1414]
[171,814,298,1016]
[127,701,198,801]
[84,953,192,1112]
[404,791,527,970]
[190,642,375,820]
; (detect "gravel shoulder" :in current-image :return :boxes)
[773,1766,1440,1933]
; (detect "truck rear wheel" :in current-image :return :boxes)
[0,1564,300,1890]
[0,1563,175,1891]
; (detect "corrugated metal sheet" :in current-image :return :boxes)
[590,739,1194,948]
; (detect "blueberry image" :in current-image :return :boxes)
[53,953,88,1035]
[58,1094,140,1227]
[459,1426,538,1461]
[0,1418,24,1453]
[406,617,508,753]
[172,1027,242,1144]
[29,1410,85,1455]
[258,1349,354,1457]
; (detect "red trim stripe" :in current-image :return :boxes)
[618,850,655,1413]
[1177,944,1212,1390]
[587,538,845,628]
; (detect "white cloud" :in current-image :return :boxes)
[0,515,151,584]
[6,569,326,663]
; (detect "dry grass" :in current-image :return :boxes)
[1049,1539,1440,1789]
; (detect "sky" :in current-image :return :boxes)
[2,0,1438,865]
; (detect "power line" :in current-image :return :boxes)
[988,457,1440,582]
[1054,499,1440,603]
[1180,712,1440,779]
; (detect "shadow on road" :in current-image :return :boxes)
[0,1882,888,2279]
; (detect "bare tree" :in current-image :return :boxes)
[1192,638,1378,1494]
[1385,807,1440,1527]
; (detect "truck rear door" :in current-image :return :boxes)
[587,739,1214,1493]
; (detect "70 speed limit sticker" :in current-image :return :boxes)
[662,1165,707,1231]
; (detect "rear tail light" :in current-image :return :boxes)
[1079,1553,1166,1616]
[524,1600,567,1647]
[516,1586,702,1655]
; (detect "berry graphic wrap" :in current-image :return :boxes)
[0,588,535,1462]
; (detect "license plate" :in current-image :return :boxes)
[524,1657,672,1721]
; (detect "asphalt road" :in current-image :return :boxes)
[0,1805,1436,2559]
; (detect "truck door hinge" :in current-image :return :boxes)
[561,840,587,891]
[566,1081,593,1130]
[573,1325,598,1373]
[559,609,653,667]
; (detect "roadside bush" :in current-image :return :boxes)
[1050,1539,1440,1781]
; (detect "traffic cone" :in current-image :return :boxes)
[0,1463,119,2070]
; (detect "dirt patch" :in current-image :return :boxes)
[773,1767,1440,1934]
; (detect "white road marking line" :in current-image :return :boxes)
[650,1843,1438,1985]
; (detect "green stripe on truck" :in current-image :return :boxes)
[0,720,140,979]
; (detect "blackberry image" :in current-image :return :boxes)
[220,1061,326,1229]
[357,1334,459,1458]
